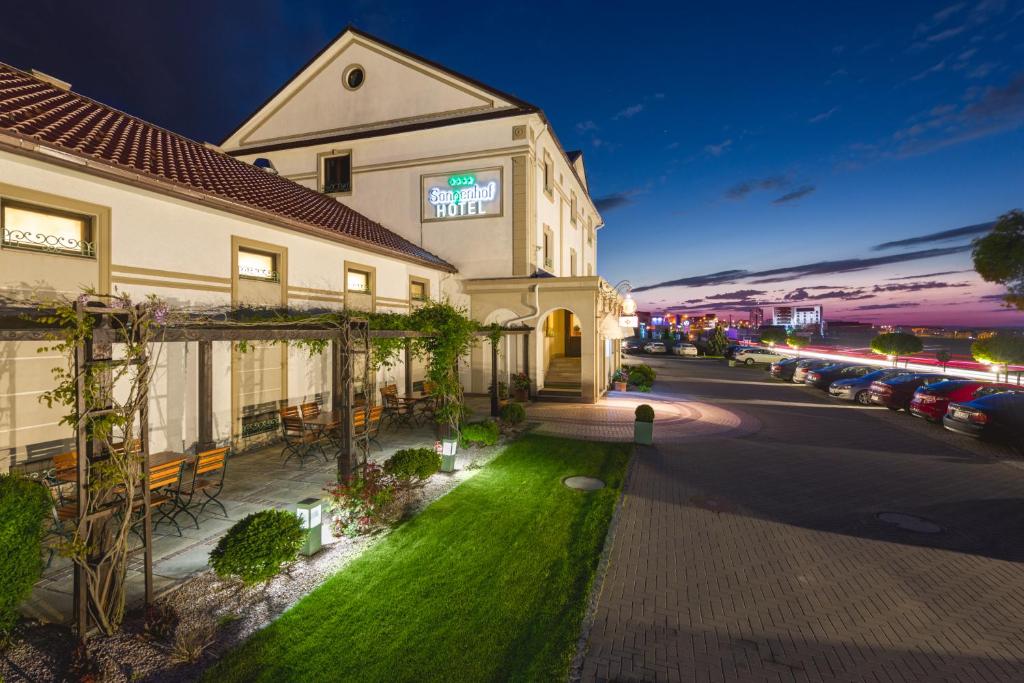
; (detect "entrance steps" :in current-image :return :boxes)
[540,356,581,401]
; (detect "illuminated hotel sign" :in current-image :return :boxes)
[619,316,639,328]
[421,168,502,222]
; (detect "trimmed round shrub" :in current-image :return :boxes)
[209,509,305,585]
[635,404,655,423]
[384,448,442,486]
[500,402,526,425]
[0,474,53,637]
[460,419,500,447]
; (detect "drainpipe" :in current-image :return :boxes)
[506,282,543,391]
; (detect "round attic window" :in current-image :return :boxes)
[343,65,365,91]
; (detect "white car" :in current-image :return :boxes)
[643,341,667,354]
[733,347,786,365]
[673,343,699,357]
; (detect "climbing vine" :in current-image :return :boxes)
[37,291,174,634]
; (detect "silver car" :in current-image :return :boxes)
[829,368,913,404]
[791,359,831,383]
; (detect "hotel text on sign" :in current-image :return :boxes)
[421,168,502,222]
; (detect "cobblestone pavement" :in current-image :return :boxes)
[579,357,1024,682]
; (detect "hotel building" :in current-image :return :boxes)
[0,28,623,469]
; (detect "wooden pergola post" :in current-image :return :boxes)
[404,337,413,397]
[197,340,213,451]
[332,333,354,478]
[490,336,500,417]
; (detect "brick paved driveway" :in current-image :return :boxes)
[579,357,1024,682]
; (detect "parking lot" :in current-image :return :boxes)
[582,353,1024,682]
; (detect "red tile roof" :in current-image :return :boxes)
[0,64,455,271]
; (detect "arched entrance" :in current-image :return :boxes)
[541,308,582,397]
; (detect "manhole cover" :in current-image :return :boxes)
[689,496,737,514]
[876,512,943,534]
[564,476,605,491]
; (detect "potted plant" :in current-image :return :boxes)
[634,404,654,445]
[612,368,629,392]
[510,372,531,402]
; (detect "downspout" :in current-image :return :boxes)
[505,282,543,391]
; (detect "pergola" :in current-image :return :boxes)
[0,302,531,635]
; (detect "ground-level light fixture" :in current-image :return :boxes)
[437,439,458,472]
[296,497,323,556]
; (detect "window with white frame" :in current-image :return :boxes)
[543,154,553,196]
[542,226,553,270]
[409,277,428,302]
[237,247,279,281]
[570,248,577,276]
[1,199,94,257]
[321,152,352,194]
[570,192,577,224]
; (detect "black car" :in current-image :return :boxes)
[769,356,804,381]
[723,345,744,360]
[943,391,1024,446]
[869,373,947,411]
[803,364,875,391]
[621,338,642,354]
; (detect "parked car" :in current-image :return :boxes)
[672,342,699,357]
[723,345,744,360]
[804,364,875,390]
[770,357,803,380]
[621,338,643,354]
[643,341,667,354]
[868,373,947,411]
[910,381,1015,422]
[943,391,1024,446]
[829,368,913,404]
[733,347,786,365]
[791,359,833,383]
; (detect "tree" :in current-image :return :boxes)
[972,209,1024,309]
[870,332,923,366]
[706,326,728,356]
[786,335,810,351]
[759,327,788,346]
[936,349,952,372]
[971,334,1024,383]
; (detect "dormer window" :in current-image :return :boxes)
[320,152,352,194]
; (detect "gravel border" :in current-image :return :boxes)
[0,434,519,683]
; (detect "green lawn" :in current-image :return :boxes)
[207,435,630,683]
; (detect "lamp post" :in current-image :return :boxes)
[296,497,323,556]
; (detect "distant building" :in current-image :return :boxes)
[773,305,822,327]
[749,307,764,328]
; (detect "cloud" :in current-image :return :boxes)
[871,280,971,293]
[893,72,1024,156]
[927,25,967,42]
[809,107,839,123]
[706,289,766,300]
[785,288,873,301]
[772,185,816,205]
[593,188,645,212]
[633,245,972,293]
[725,175,788,200]
[910,59,947,81]
[704,139,733,156]
[613,103,645,120]
[575,120,599,134]
[915,3,967,36]
[854,303,922,310]
[872,221,994,250]
[887,269,972,280]
[968,62,1000,79]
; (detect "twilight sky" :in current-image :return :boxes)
[2,1,1023,326]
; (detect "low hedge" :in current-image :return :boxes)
[460,420,500,447]
[209,509,306,585]
[500,402,526,425]
[384,448,442,486]
[0,474,53,637]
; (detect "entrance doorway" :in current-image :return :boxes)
[541,309,581,398]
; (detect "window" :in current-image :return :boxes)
[1,199,94,257]
[543,154,553,196]
[409,277,428,302]
[321,152,352,194]
[237,247,278,281]
[347,269,370,293]
[570,193,577,225]
[343,65,365,90]
[570,249,577,276]
[542,226,553,270]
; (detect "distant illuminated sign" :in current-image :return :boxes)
[421,168,502,222]
[619,315,639,328]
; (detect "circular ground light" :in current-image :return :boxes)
[563,476,605,491]
[876,512,943,534]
